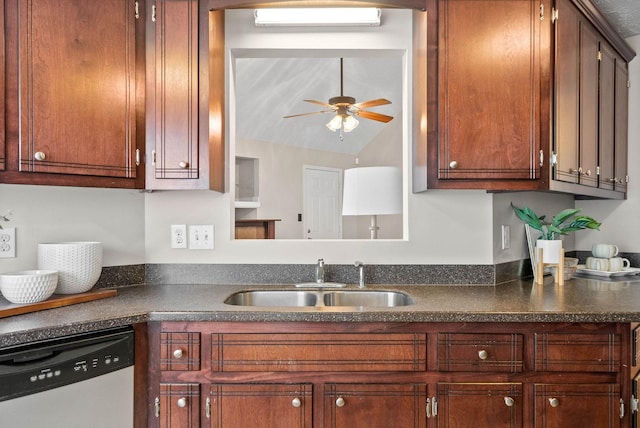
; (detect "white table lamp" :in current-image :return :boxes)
[342,166,402,239]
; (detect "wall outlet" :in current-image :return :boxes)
[171,224,187,249]
[189,225,214,250]
[501,225,510,250]
[0,227,16,258]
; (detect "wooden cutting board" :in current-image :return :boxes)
[0,289,117,318]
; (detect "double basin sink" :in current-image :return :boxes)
[224,289,414,308]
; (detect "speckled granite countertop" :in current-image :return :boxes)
[2,276,640,347]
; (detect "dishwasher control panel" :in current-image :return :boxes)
[0,327,134,402]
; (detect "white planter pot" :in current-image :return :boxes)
[536,239,563,264]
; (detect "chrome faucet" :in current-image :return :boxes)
[315,258,325,283]
[355,261,365,288]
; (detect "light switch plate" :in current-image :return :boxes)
[189,225,214,250]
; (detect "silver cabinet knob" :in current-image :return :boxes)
[173,349,183,359]
[34,151,46,161]
[548,398,559,407]
[504,397,515,407]
[336,397,345,407]
[179,161,189,169]
[291,398,301,408]
[449,160,458,169]
[177,397,187,408]
[478,350,488,360]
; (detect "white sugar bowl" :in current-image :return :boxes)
[0,270,58,304]
[37,242,102,294]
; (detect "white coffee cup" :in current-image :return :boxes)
[608,257,630,272]
[586,256,609,271]
[592,244,619,258]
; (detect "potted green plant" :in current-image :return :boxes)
[511,203,601,263]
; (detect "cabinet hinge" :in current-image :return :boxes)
[596,166,600,176]
[626,175,630,183]
[152,4,157,22]
[620,399,625,419]
[134,1,140,19]
[154,397,160,418]
[539,4,544,21]
[152,150,157,165]
[632,395,639,413]
[426,397,438,417]
[551,7,558,23]
[597,51,602,61]
[628,80,631,88]
[539,150,544,167]
[135,149,141,167]
[551,152,558,166]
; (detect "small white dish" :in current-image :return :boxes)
[575,265,640,278]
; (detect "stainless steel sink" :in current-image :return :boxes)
[224,290,318,307]
[223,289,414,308]
[323,290,414,307]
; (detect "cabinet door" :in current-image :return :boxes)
[158,383,200,428]
[435,0,546,183]
[147,0,200,186]
[554,0,598,187]
[599,40,617,191]
[613,57,629,193]
[324,383,427,428]
[17,0,139,179]
[437,383,523,428]
[209,383,312,428]
[0,0,4,172]
[534,384,621,428]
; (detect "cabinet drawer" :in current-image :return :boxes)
[437,333,524,372]
[210,383,312,427]
[534,333,621,372]
[160,332,201,371]
[211,333,427,372]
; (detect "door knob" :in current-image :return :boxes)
[336,397,345,407]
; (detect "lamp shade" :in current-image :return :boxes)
[342,166,402,216]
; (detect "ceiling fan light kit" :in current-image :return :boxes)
[284,58,393,140]
[254,8,382,27]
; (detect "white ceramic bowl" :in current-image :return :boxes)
[37,242,102,294]
[0,270,58,304]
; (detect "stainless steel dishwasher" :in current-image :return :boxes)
[0,326,134,428]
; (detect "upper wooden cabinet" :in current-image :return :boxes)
[430,0,549,189]
[0,0,145,188]
[552,0,632,198]
[417,0,635,198]
[145,0,224,191]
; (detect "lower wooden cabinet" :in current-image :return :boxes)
[146,322,631,428]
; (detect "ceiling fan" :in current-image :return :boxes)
[283,58,393,139]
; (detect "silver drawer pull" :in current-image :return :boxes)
[177,397,187,408]
[478,350,488,360]
[34,151,46,161]
[173,349,183,359]
[449,160,458,169]
[504,396,515,407]
[336,397,345,407]
[549,397,559,407]
[179,161,189,169]
[292,397,301,408]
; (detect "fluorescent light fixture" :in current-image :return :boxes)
[254,8,382,27]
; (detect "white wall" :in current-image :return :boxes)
[575,35,640,254]
[0,184,145,271]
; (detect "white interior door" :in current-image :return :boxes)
[303,166,342,239]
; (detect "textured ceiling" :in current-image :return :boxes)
[593,0,640,37]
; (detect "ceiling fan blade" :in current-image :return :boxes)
[352,98,392,109]
[304,99,336,109]
[283,110,333,119]
[354,110,394,123]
